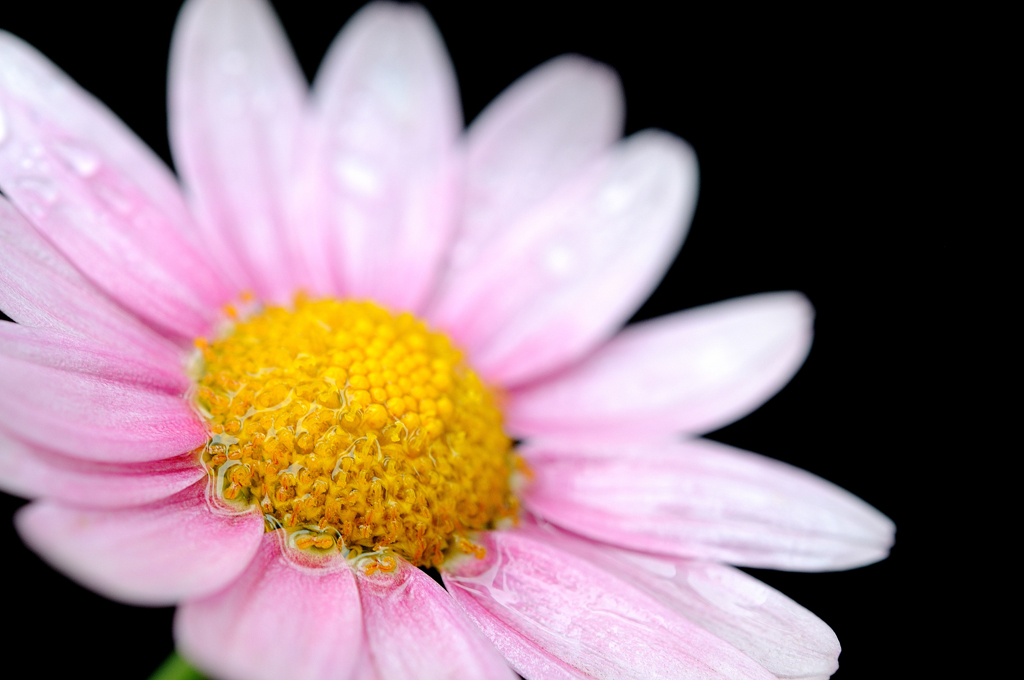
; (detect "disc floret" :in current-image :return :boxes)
[193,297,517,568]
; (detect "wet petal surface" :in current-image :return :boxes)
[432,130,698,387]
[506,292,814,438]
[0,195,188,390]
[444,528,776,680]
[520,438,895,571]
[305,1,462,312]
[438,53,623,285]
[176,534,363,680]
[523,522,841,679]
[0,31,227,339]
[357,559,515,680]
[169,0,309,300]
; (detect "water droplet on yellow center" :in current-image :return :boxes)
[192,296,518,568]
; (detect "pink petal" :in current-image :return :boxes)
[440,53,623,278]
[443,529,775,680]
[0,32,228,339]
[520,438,895,571]
[356,558,516,680]
[304,1,462,312]
[15,480,263,605]
[0,429,203,508]
[640,560,840,680]
[176,533,363,680]
[506,292,814,439]
[524,521,841,679]
[429,130,698,387]
[0,354,207,462]
[348,639,383,680]
[168,0,310,301]
[0,322,187,393]
[0,194,188,387]
[436,590,594,680]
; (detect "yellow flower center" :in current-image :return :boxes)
[192,296,517,569]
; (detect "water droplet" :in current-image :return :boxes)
[334,157,381,197]
[14,177,57,203]
[54,141,100,177]
[13,177,57,220]
[543,244,574,276]
[599,184,633,214]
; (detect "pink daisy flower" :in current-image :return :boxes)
[0,1,894,679]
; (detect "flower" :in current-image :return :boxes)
[0,1,895,679]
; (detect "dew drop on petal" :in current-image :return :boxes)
[14,177,57,205]
[54,140,101,177]
[335,156,382,197]
[599,184,633,214]
[543,244,575,277]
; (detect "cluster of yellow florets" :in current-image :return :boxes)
[193,297,517,568]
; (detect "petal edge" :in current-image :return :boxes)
[16,480,263,605]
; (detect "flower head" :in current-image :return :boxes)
[0,2,894,679]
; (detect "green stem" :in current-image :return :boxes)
[148,652,209,680]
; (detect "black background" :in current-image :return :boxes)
[0,2,946,678]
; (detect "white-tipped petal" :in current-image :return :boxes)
[446,53,624,274]
[304,1,462,312]
[0,31,227,338]
[169,0,310,300]
[525,523,841,679]
[0,196,187,386]
[507,292,814,438]
[521,438,895,571]
[444,528,776,680]
[432,130,698,386]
